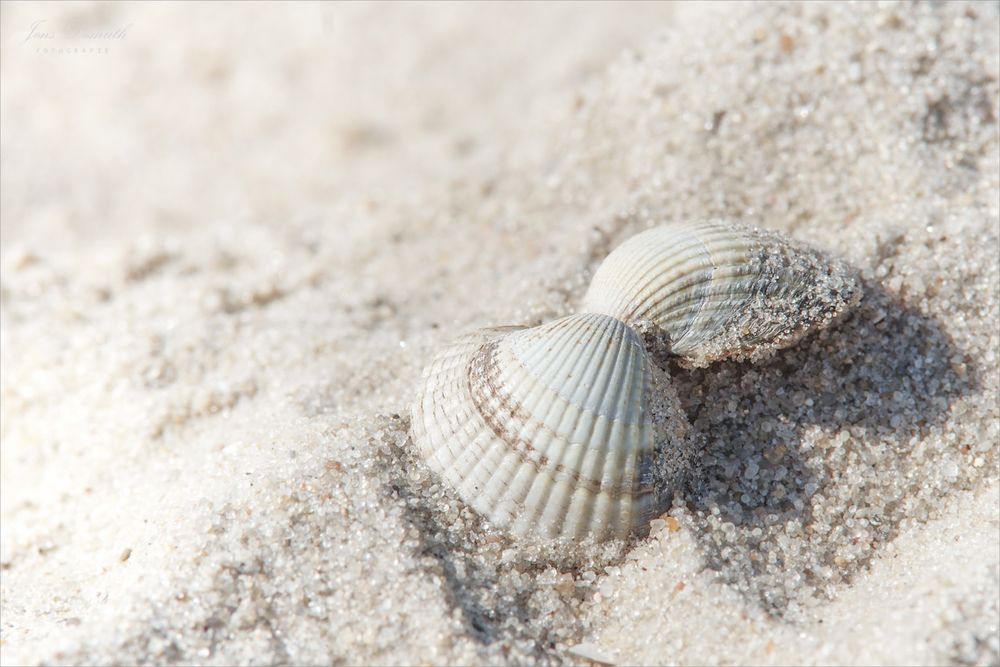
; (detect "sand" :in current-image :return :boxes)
[1,1,998,665]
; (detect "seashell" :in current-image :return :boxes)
[410,313,688,541]
[582,220,859,367]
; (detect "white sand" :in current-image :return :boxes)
[1,2,998,665]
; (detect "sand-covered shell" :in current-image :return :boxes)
[582,220,860,366]
[410,313,675,541]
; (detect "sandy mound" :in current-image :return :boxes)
[2,2,997,665]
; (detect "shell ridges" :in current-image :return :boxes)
[412,219,857,543]
[410,313,658,541]
[582,220,859,365]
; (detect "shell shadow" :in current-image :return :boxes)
[665,278,981,614]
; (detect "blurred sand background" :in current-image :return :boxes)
[1,2,998,665]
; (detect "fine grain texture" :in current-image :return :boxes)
[1,2,997,665]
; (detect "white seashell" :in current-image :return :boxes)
[410,313,686,541]
[567,642,617,665]
[582,220,859,367]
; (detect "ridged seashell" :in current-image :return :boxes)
[410,313,686,541]
[582,220,859,366]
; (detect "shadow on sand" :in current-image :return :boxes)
[668,278,980,613]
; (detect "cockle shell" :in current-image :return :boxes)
[411,220,856,541]
[582,220,860,367]
[410,313,683,541]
